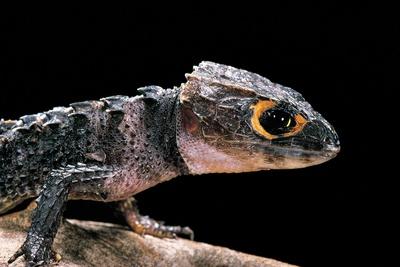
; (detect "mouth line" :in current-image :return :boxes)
[257,143,340,158]
[223,139,340,158]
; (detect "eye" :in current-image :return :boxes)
[250,99,308,140]
[259,109,296,135]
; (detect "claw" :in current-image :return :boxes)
[29,260,45,267]
[182,226,195,240]
[54,252,62,263]
[8,245,24,264]
[7,237,60,266]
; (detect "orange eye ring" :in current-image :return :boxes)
[284,113,307,137]
[250,99,308,140]
[250,99,277,140]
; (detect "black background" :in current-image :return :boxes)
[0,4,396,267]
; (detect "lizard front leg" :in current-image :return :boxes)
[8,168,72,266]
[8,164,115,266]
[118,197,194,240]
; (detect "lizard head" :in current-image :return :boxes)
[177,61,340,174]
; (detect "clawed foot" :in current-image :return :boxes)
[118,197,194,240]
[8,234,59,267]
[134,215,194,240]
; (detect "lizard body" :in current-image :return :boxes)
[0,62,340,266]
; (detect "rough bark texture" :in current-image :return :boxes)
[0,207,297,267]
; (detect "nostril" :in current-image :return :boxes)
[326,134,340,154]
[324,132,340,148]
[332,132,340,146]
[335,138,340,146]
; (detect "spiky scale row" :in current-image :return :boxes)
[0,96,128,144]
[0,95,130,214]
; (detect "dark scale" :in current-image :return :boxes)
[0,62,340,266]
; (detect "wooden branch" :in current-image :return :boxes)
[0,207,297,267]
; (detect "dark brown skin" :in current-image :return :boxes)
[0,62,339,266]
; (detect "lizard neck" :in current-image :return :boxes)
[141,87,189,177]
[117,87,189,196]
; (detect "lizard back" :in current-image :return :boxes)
[0,96,129,213]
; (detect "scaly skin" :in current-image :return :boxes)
[0,62,339,266]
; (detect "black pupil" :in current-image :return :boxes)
[259,109,296,135]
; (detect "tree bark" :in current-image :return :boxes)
[0,207,298,267]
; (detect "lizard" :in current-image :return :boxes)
[0,61,340,266]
